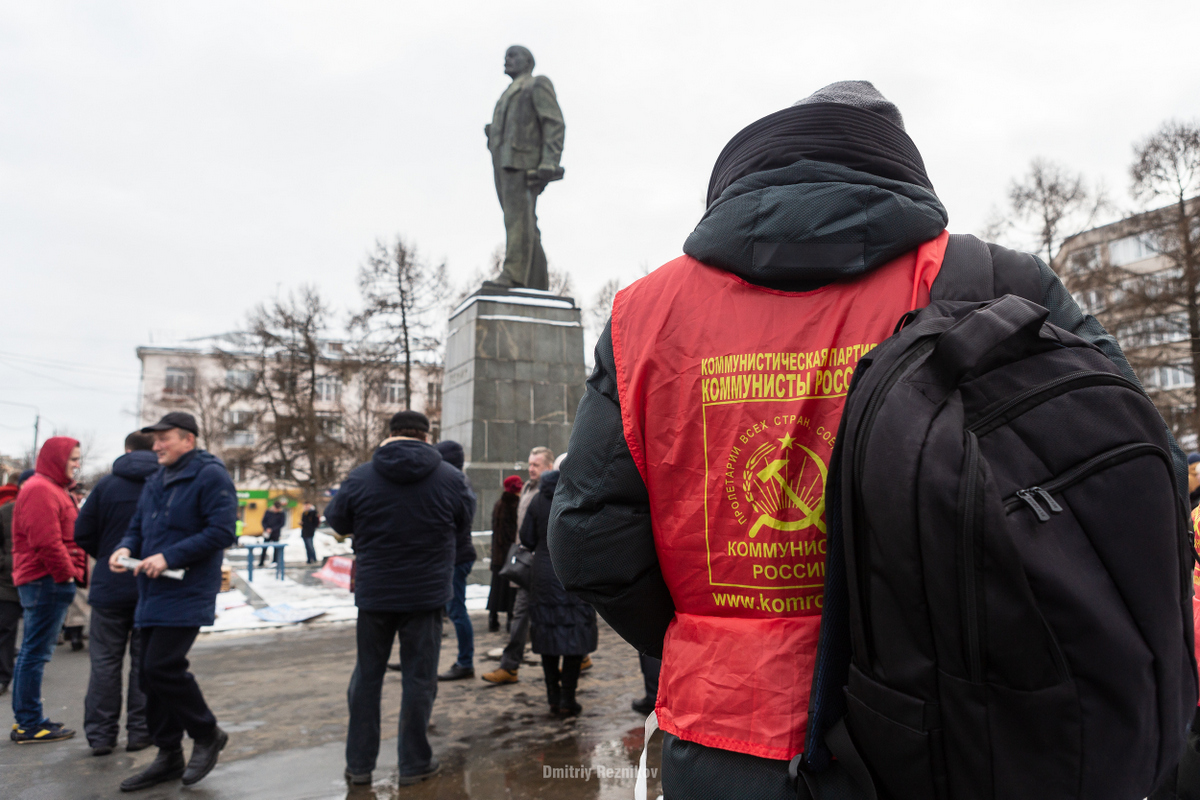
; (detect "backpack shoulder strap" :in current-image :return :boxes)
[931,234,1042,304]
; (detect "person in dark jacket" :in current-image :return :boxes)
[300,503,320,564]
[548,82,1184,799]
[520,469,596,716]
[433,440,477,681]
[0,475,24,697]
[74,432,157,756]
[10,437,85,745]
[258,499,286,567]
[324,411,474,788]
[487,475,522,632]
[109,412,235,791]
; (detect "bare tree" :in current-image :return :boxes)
[219,286,348,502]
[587,278,621,337]
[1129,119,1200,436]
[548,267,574,297]
[1007,158,1108,265]
[354,237,448,409]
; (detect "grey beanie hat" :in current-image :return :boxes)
[793,80,905,131]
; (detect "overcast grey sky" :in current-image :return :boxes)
[3,0,1198,470]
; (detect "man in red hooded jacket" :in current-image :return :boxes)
[9,437,85,744]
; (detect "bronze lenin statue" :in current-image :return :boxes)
[484,45,565,291]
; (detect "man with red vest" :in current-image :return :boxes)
[547,82,1166,798]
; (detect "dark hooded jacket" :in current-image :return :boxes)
[12,437,85,586]
[325,438,474,612]
[74,450,159,609]
[547,84,1183,664]
[117,449,237,628]
[520,471,597,656]
[435,440,478,567]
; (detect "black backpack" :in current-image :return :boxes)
[796,235,1197,800]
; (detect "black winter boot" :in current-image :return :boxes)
[120,747,185,792]
[541,656,561,712]
[557,656,582,716]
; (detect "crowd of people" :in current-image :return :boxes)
[0,406,653,792]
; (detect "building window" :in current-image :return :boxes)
[317,414,343,439]
[318,459,338,482]
[1109,234,1157,267]
[229,461,250,483]
[1144,364,1194,390]
[381,379,406,405]
[163,367,196,397]
[225,430,255,447]
[226,369,257,390]
[427,381,442,408]
[315,376,342,402]
[226,409,255,429]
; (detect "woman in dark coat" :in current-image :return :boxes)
[487,476,522,632]
[519,470,597,715]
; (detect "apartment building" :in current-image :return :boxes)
[136,333,442,532]
[1054,197,1200,448]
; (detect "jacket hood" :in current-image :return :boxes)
[539,470,559,499]
[112,450,160,481]
[373,439,443,485]
[36,436,80,488]
[684,160,947,291]
[0,484,17,506]
[688,83,946,292]
[435,440,465,471]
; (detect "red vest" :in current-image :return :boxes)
[611,232,949,760]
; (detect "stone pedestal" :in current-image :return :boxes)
[441,287,587,530]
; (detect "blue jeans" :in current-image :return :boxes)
[346,608,441,776]
[302,535,317,564]
[12,576,76,727]
[445,562,473,668]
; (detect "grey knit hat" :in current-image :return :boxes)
[793,80,905,131]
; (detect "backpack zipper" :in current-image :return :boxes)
[962,431,984,683]
[852,338,937,667]
[968,370,1142,437]
[1004,442,1169,518]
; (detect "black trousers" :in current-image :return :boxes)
[540,654,582,709]
[0,599,21,687]
[639,653,661,701]
[346,608,441,776]
[137,626,217,749]
[84,606,148,747]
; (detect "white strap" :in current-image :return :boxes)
[635,710,660,800]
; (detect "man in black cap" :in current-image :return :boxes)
[109,411,237,792]
[324,410,474,787]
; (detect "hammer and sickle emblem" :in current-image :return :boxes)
[748,444,827,538]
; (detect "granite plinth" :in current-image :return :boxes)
[442,288,587,528]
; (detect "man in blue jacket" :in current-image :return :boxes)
[109,412,236,792]
[74,431,157,756]
[325,411,474,788]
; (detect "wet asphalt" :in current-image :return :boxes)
[3,609,663,799]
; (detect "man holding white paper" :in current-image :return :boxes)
[109,412,236,792]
